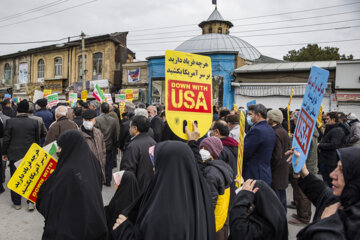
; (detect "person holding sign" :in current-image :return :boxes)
[3,100,39,210]
[243,104,276,186]
[288,147,360,240]
[36,130,107,239]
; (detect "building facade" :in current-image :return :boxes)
[0,32,135,100]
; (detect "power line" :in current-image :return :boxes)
[0,36,80,45]
[0,0,70,23]
[0,0,98,28]
[131,38,360,52]
[126,25,360,45]
[128,18,360,42]
[125,1,360,32]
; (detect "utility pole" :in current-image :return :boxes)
[81,32,86,91]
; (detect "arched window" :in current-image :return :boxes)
[78,55,87,81]
[38,59,45,80]
[92,52,103,80]
[4,63,11,84]
[54,57,62,77]
[218,27,222,34]
[208,27,212,33]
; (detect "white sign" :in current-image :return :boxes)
[19,63,28,84]
[33,90,44,103]
[89,79,109,89]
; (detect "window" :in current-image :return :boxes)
[54,57,62,77]
[4,63,11,84]
[218,27,222,34]
[78,55,87,81]
[92,52,103,80]
[209,27,212,33]
[38,59,45,80]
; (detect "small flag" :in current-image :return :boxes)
[128,69,140,83]
[92,84,105,102]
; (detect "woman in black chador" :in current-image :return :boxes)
[36,130,107,240]
[112,141,216,240]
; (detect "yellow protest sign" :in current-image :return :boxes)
[165,50,212,140]
[287,88,295,137]
[44,89,52,97]
[119,102,126,120]
[236,111,245,188]
[125,89,133,102]
[317,104,323,128]
[7,143,58,203]
[233,104,238,112]
[81,90,87,102]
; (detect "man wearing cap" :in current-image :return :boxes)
[80,109,106,183]
[347,113,360,146]
[267,109,290,210]
[35,98,54,129]
[3,100,39,210]
[95,103,117,186]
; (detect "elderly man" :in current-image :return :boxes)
[44,105,78,145]
[147,105,164,142]
[95,103,117,186]
[80,109,106,183]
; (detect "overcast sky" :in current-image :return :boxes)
[0,0,359,61]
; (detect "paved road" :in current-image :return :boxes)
[0,166,309,239]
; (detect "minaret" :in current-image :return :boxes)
[198,7,233,35]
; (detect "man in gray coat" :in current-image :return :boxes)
[95,102,117,186]
[347,113,360,146]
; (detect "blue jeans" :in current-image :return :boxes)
[105,151,113,185]
[273,189,287,213]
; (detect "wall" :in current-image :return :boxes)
[335,61,360,89]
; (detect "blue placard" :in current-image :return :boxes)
[4,94,11,99]
[246,100,256,108]
[292,66,329,173]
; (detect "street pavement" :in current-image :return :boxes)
[0,164,310,240]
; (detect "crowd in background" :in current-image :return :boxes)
[0,97,359,239]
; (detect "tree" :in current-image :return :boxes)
[283,44,353,62]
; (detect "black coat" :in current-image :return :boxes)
[271,124,290,190]
[3,114,39,162]
[229,180,288,240]
[318,123,349,166]
[2,106,16,118]
[150,115,164,142]
[120,133,156,193]
[297,147,360,240]
[161,121,183,142]
[73,116,83,128]
[203,160,234,208]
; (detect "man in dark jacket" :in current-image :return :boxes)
[267,109,290,210]
[72,107,83,127]
[44,106,78,145]
[95,103,118,186]
[120,115,156,193]
[2,99,16,117]
[318,112,349,186]
[35,98,54,129]
[3,100,39,210]
[147,105,164,142]
[118,102,135,151]
[243,104,276,186]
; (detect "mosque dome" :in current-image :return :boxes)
[175,8,263,61]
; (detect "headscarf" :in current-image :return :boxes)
[253,180,288,240]
[119,141,216,240]
[105,171,140,240]
[36,130,107,240]
[337,147,360,208]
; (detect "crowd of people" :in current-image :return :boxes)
[0,97,359,239]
